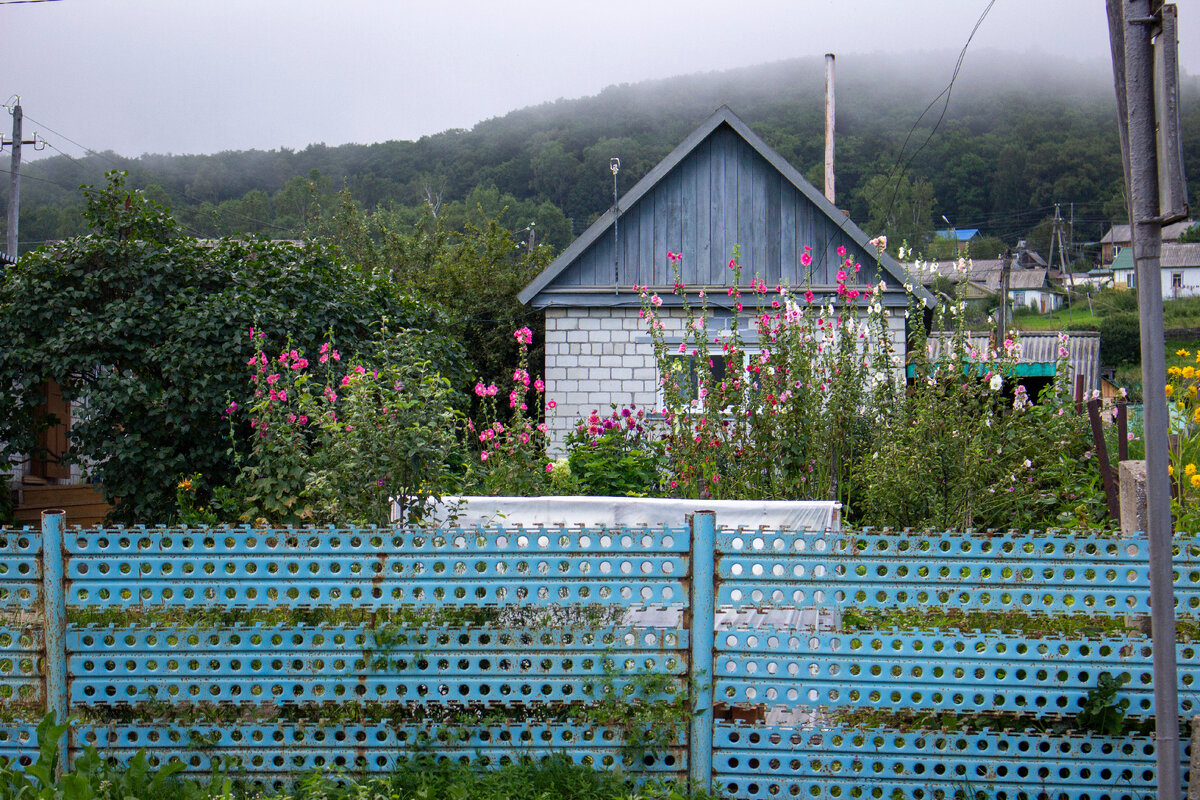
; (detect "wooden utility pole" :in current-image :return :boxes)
[997,247,1012,341]
[824,53,835,205]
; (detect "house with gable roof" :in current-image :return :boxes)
[518,106,933,452]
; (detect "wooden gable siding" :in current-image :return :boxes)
[549,124,883,293]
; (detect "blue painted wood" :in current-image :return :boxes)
[531,121,890,299]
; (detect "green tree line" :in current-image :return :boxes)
[5,54,1199,258]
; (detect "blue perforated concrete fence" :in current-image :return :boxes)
[0,511,1195,798]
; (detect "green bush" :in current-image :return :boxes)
[567,405,664,496]
[1098,312,1141,367]
[0,173,463,524]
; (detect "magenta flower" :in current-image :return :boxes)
[474,382,487,397]
[480,451,489,461]
[534,379,545,392]
[545,463,554,473]
[513,327,533,345]
[486,384,498,396]
[547,399,557,410]
[266,373,280,385]
[837,245,847,257]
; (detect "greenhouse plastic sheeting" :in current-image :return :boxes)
[401,496,841,531]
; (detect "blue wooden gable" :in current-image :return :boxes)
[519,106,931,309]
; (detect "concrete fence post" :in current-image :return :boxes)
[40,509,69,774]
[1119,461,1152,634]
[687,511,716,792]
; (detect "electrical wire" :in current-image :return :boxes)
[18,112,123,167]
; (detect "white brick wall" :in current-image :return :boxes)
[541,305,909,455]
[543,306,684,455]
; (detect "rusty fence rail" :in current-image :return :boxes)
[0,513,1194,798]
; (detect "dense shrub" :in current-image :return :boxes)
[1098,312,1141,367]
[566,405,663,496]
[0,173,463,523]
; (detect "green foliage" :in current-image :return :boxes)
[0,173,460,524]
[642,247,899,505]
[1179,223,1200,244]
[577,664,691,769]
[463,328,553,497]
[230,329,464,526]
[1076,673,1130,735]
[861,282,1106,530]
[0,713,218,800]
[325,192,553,395]
[1098,312,1141,367]
[566,406,663,496]
[854,172,937,253]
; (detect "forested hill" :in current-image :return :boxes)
[11,52,1200,258]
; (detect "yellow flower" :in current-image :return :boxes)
[1191,474,1200,489]
[1170,366,1183,376]
[1178,349,1190,357]
[1189,385,1198,398]
[177,478,194,492]
[1184,366,1196,379]
[1193,408,1200,425]
[1186,464,1196,476]
[1166,384,1175,397]
[1170,464,1175,476]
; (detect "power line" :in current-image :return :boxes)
[0,0,64,4]
[18,112,123,167]
[881,0,998,222]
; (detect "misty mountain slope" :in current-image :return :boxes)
[9,51,1197,252]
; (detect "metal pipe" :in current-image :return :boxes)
[1109,2,1181,796]
[687,510,716,791]
[41,509,69,775]
[824,54,835,205]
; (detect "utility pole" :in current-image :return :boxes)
[997,247,1012,341]
[1055,204,1075,323]
[1108,3,1188,798]
[3,100,40,261]
[824,54,835,205]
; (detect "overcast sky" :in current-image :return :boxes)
[2,0,1197,160]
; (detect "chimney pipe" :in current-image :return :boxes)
[824,53,835,205]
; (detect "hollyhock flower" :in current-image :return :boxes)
[547,399,557,409]
[837,245,846,257]
[534,379,545,392]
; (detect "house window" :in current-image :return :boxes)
[1173,272,1183,289]
[666,353,727,402]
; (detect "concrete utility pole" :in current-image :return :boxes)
[824,53,835,205]
[3,100,42,261]
[1107,3,1187,798]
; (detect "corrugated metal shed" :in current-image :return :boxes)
[519,107,933,310]
[923,330,1100,393]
